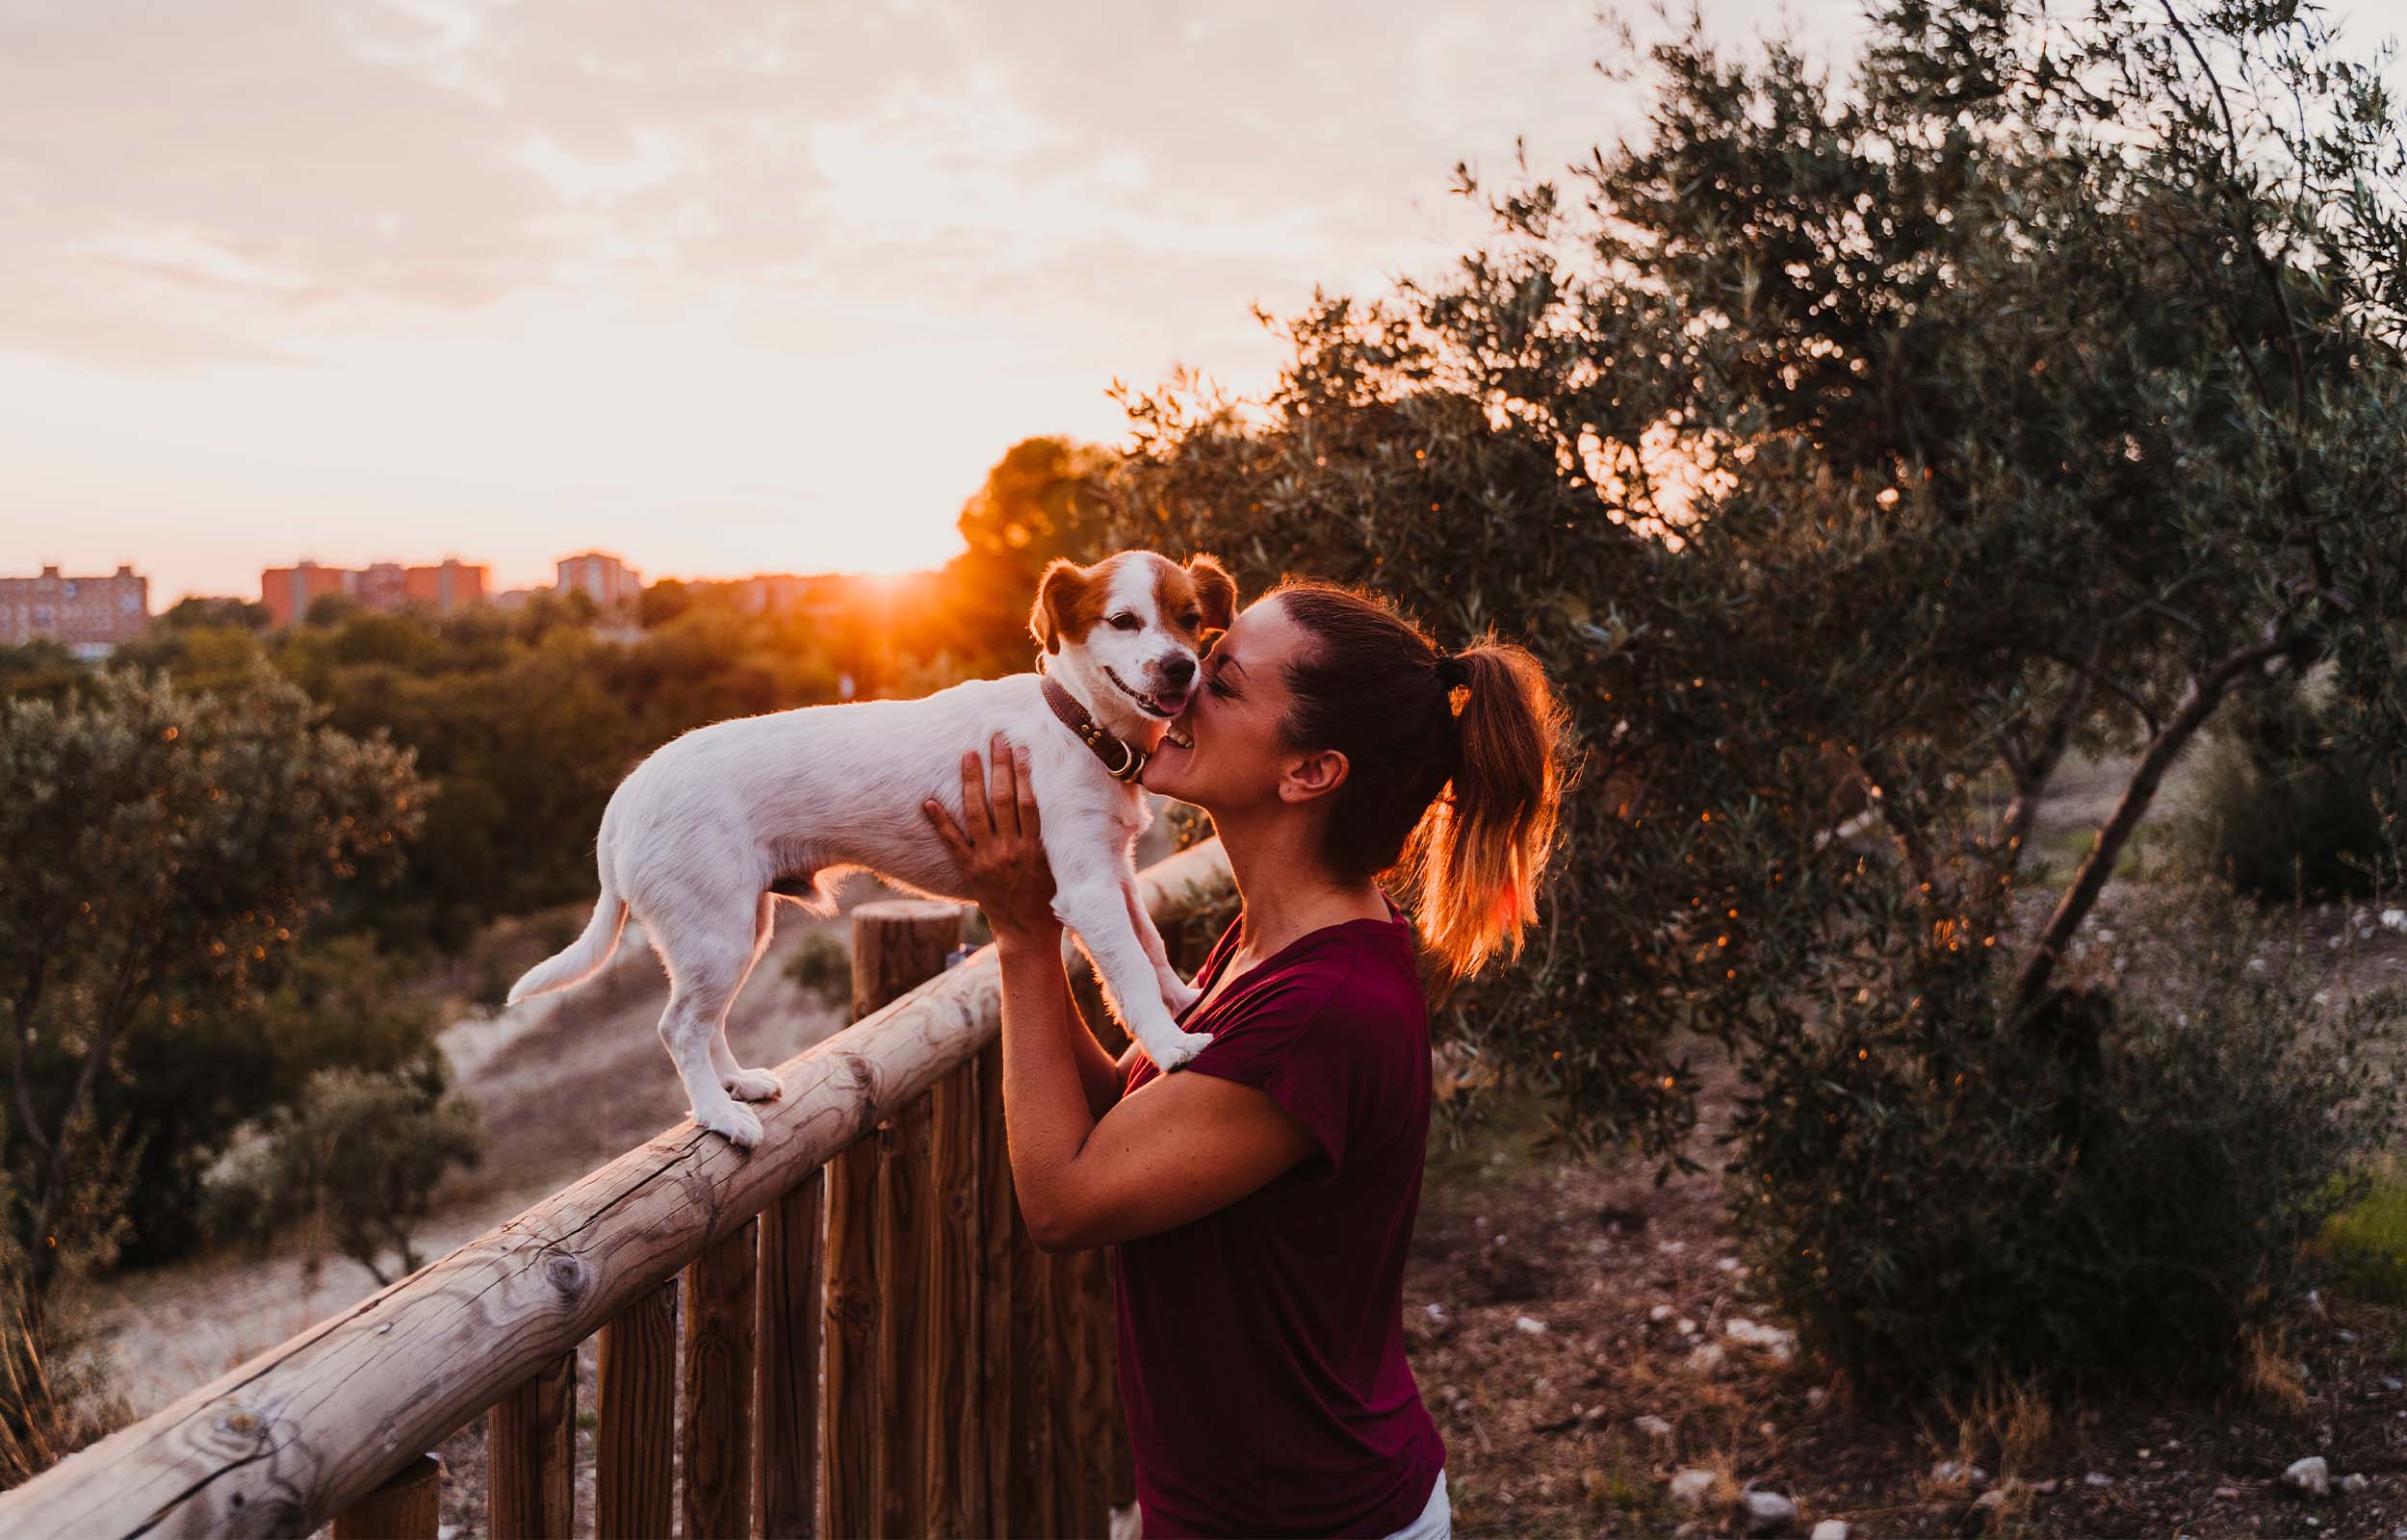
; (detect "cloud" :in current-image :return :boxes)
[0,0,1674,372]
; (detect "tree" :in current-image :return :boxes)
[208,1065,483,1287]
[0,671,423,1301]
[929,437,1116,676]
[1102,0,2406,1157]
[156,596,270,632]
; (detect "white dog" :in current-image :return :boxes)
[507,550,1234,1147]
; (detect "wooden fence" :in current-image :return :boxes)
[0,840,1232,1539]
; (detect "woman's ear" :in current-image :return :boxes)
[1280,747,1351,806]
[1029,558,1091,655]
[1185,553,1237,632]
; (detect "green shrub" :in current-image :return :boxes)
[208,1065,484,1286]
[2187,689,2389,901]
[2316,1164,2407,1306]
[783,932,852,1012]
[1732,882,2407,1394]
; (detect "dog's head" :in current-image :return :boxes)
[1030,551,1236,736]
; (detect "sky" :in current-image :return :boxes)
[1,0,2397,604]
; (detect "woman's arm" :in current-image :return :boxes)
[928,736,1314,1251]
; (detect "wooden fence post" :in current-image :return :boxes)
[758,1168,824,1538]
[684,1219,760,1540]
[922,1053,985,1536]
[332,1451,440,1540]
[824,899,963,1540]
[1007,1202,1056,1538]
[488,1350,576,1538]
[596,1280,677,1540]
[977,1036,1016,1535]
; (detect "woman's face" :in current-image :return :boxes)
[1141,593,1307,812]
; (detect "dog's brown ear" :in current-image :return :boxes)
[1030,558,1091,655]
[1185,553,1237,632]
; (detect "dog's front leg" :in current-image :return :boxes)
[1120,861,1202,1015]
[1051,874,1213,1071]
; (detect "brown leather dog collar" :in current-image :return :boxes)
[1040,670,1148,783]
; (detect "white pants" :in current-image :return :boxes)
[1128,1468,1451,1539]
[1380,1469,1450,1540]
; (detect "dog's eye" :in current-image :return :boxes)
[1180,612,1202,629]
[1108,613,1142,631]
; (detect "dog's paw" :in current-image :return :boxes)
[1159,976,1204,1014]
[1148,1028,1215,1072]
[692,1100,764,1150]
[724,1067,785,1102]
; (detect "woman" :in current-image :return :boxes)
[923,578,1567,1539]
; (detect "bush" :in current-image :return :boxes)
[1732,884,2407,1394]
[783,932,852,1012]
[2188,686,2390,901]
[2316,1163,2407,1307]
[0,1149,126,1489]
[208,1065,484,1287]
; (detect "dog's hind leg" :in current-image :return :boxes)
[1052,869,1214,1071]
[705,892,786,1105]
[1121,859,1201,1015]
[654,911,770,1149]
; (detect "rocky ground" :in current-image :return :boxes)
[1406,1072,2407,1539]
[1406,752,2407,1539]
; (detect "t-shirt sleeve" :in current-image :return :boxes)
[1180,958,1362,1181]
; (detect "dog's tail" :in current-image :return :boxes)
[507,881,629,1005]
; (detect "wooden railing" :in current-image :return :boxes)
[0,840,1232,1539]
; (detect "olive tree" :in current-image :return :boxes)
[1100,0,2407,1387]
[0,670,423,1302]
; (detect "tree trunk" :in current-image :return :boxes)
[2013,634,2293,1011]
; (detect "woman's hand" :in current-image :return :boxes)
[924,733,1061,944]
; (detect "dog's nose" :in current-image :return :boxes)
[1161,656,1196,687]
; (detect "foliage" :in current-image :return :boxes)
[1098,0,2407,1141]
[0,1151,124,1491]
[99,936,456,1266]
[0,670,423,1302]
[2315,1156,2407,1307]
[2188,679,2390,900]
[782,932,852,1012]
[1093,0,2407,1393]
[208,1064,483,1286]
[1733,883,2407,1392]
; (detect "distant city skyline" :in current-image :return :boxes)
[4,2,2397,604]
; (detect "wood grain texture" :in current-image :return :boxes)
[819,1137,882,1540]
[756,1169,823,1539]
[1007,1202,1055,1539]
[1065,1247,1117,1536]
[976,1038,1015,1536]
[874,1094,933,1539]
[330,1450,439,1540]
[595,1281,675,1540]
[594,1270,674,1540]
[683,1219,758,1540]
[922,1058,985,1537]
[488,1350,576,1539]
[0,843,1228,1540]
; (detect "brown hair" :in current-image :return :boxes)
[1270,580,1569,992]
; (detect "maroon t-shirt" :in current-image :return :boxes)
[1115,905,1445,1538]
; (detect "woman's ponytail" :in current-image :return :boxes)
[1400,639,1567,991]
[1271,582,1570,995]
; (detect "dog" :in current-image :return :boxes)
[507,550,1235,1147]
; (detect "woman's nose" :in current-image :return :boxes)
[1161,655,1197,686]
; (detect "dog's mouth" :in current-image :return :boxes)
[1102,666,1185,720]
